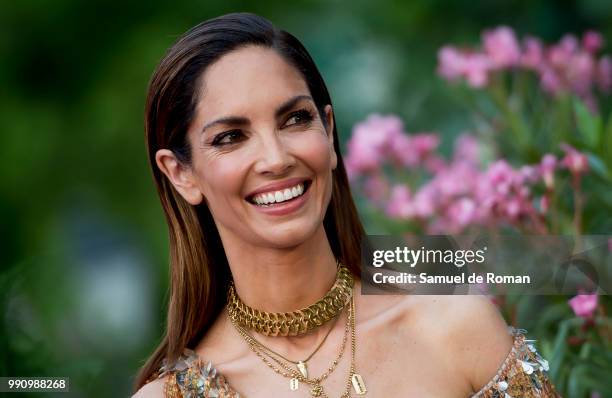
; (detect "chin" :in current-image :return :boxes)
[258,223,319,249]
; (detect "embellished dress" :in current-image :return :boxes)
[149,327,560,398]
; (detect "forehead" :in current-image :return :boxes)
[195,46,310,121]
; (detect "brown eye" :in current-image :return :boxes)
[284,109,314,127]
[212,130,245,146]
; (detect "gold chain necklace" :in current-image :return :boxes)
[227,261,354,336]
[229,294,367,397]
[235,312,340,379]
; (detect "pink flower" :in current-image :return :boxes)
[521,36,544,70]
[597,55,612,93]
[539,65,564,95]
[520,165,539,184]
[363,174,390,206]
[487,160,516,195]
[437,46,492,88]
[437,46,465,81]
[453,134,481,165]
[463,53,492,87]
[539,154,557,188]
[446,197,477,230]
[568,293,598,318]
[560,143,589,175]
[582,30,604,54]
[385,185,413,219]
[567,51,596,96]
[412,185,436,218]
[345,114,406,177]
[412,133,440,158]
[549,34,579,67]
[389,132,440,168]
[482,26,521,69]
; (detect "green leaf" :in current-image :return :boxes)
[587,152,612,181]
[573,98,602,148]
[605,110,612,170]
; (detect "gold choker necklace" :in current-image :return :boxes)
[226,261,354,336]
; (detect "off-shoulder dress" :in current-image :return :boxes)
[147,326,560,398]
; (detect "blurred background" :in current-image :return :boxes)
[1,1,611,397]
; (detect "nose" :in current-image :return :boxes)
[253,132,296,175]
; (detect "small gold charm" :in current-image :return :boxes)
[290,378,299,391]
[297,361,308,378]
[310,384,323,396]
[351,373,367,395]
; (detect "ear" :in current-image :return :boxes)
[324,105,337,171]
[155,149,204,205]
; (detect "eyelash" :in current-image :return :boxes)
[211,109,314,147]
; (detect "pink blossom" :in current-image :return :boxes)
[385,185,412,219]
[486,160,516,195]
[446,197,477,230]
[363,174,390,206]
[482,26,521,69]
[437,46,465,81]
[389,132,440,168]
[582,30,604,54]
[389,132,417,167]
[412,185,436,218]
[424,155,447,174]
[567,51,596,96]
[560,143,589,175]
[520,165,539,184]
[345,114,405,177]
[597,56,612,93]
[437,47,491,88]
[539,154,557,188]
[568,293,598,318]
[453,134,481,165]
[539,65,564,95]
[412,133,440,158]
[463,53,492,87]
[521,36,544,70]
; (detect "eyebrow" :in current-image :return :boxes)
[200,94,314,134]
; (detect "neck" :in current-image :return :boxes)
[222,224,338,313]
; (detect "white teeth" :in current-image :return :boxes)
[251,182,306,205]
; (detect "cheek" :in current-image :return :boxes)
[290,132,333,172]
[198,155,247,200]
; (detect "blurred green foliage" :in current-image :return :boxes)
[1,0,611,396]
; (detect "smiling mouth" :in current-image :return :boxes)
[246,180,312,206]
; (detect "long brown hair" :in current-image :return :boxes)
[134,12,367,392]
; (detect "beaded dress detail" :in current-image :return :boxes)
[152,327,559,397]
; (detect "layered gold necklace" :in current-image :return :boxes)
[226,261,367,397]
[227,261,354,337]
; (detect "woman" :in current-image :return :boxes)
[133,13,559,397]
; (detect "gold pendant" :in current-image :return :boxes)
[297,361,308,378]
[351,373,367,395]
[310,384,323,397]
[290,378,299,391]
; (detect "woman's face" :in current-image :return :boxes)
[161,45,337,249]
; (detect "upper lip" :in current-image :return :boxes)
[245,177,310,199]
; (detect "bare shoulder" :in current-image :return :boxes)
[414,295,514,392]
[132,376,167,398]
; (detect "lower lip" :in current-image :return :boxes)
[247,184,310,216]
